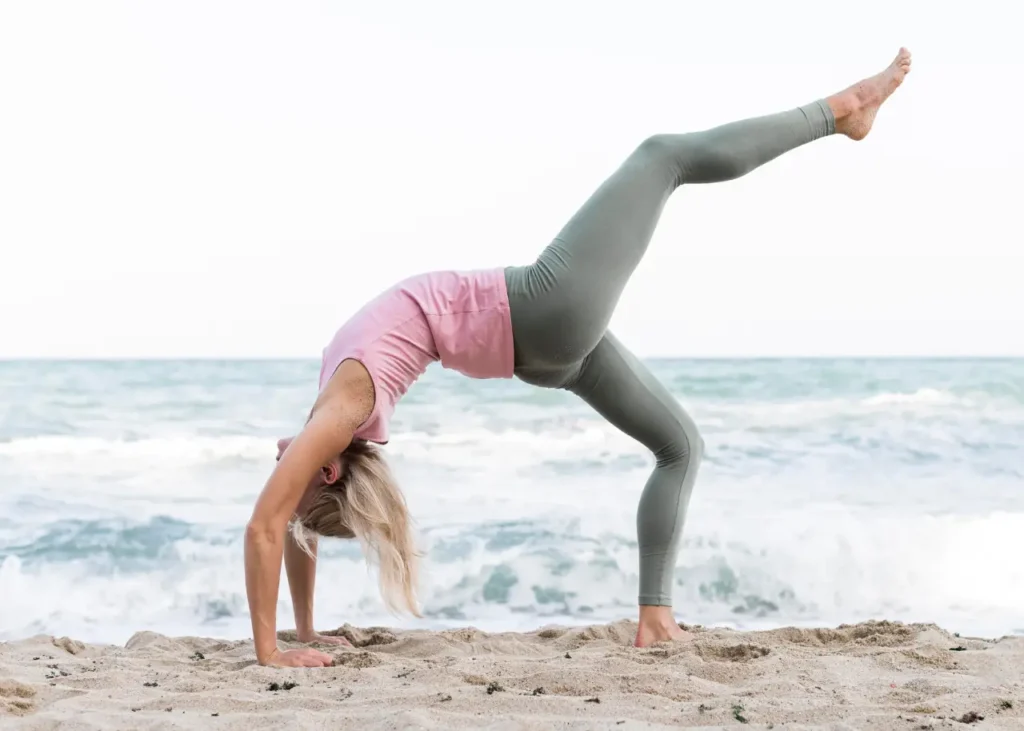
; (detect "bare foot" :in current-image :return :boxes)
[633,606,694,647]
[634,622,692,647]
[828,48,912,141]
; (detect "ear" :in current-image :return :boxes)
[322,456,343,486]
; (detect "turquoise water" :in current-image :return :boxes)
[1,358,1022,644]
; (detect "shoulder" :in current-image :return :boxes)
[315,358,376,428]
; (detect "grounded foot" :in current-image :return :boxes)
[634,606,694,647]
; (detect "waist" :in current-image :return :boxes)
[433,270,514,379]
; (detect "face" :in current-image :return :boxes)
[277,437,344,517]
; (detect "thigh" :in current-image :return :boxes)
[505,140,679,369]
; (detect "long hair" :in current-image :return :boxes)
[290,440,422,616]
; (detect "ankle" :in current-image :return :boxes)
[638,605,678,629]
[825,91,856,122]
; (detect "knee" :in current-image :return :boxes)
[656,421,704,471]
[637,132,752,184]
[633,134,692,186]
[634,134,679,165]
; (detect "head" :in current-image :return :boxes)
[287,439,422,617]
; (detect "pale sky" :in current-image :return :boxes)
[1,1,1021,358]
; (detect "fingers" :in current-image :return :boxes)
[298,649,334,667]
[286,656,331,668]
[268,648,335,668]
[299,655,330,667]
[307,650,334,667]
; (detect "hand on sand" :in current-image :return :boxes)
[296,631,352,647]
[264,647,335,668]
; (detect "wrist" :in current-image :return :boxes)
[256,642,280,665]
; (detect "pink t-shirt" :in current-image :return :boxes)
[318,268,515,443]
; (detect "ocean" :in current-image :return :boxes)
[1,358,1022,646]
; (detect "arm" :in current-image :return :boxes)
[245,401,355,665]
[275,436,320,638]
[283,534,352,646]
[284,531,318,639]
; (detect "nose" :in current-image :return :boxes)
[276,438,293,460]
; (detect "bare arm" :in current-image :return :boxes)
[275,436,321,639]
[245,400,357,665]
[284,530,317,638]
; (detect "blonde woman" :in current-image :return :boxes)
[246,50,912,668]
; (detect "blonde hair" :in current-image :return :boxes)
[290,440,422,616]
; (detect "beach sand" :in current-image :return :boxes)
[2,621,1022,730]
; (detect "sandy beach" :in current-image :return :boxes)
[2,620,1022,730]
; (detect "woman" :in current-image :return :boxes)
[246,49,912,668]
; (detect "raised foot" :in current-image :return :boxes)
[829,47,913,141]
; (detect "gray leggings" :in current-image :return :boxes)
[504,100,835,606]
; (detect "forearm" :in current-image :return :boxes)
[284,531,317,636]
[244,523,286,664]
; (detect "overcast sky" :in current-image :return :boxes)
[2,1,1021,358]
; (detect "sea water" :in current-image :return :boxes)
[1,358,1021,645]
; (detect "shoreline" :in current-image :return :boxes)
[3,619,1022,729]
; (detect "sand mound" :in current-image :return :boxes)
[1,621,1021,729]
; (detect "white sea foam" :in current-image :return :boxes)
[2,359,1021,644]
[3,507,1023,644]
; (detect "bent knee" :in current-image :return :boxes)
[635,132,754,184]
[656,422,704,470]
[633,134,692,187]
[636,133,679,153]
[634,134,679,166]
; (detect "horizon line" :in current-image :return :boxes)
[1,354,1021,362]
